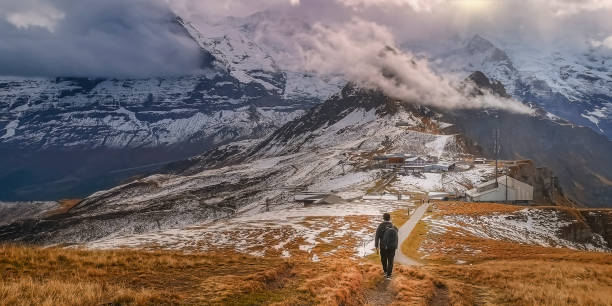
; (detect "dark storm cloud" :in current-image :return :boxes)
[0,0,202,78]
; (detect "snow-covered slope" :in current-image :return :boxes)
[2,77,611,248]
[0,75,303,149]
[430,35,612,139]
[184,11,344,102]
[0,84,468,244]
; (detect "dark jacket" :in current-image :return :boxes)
[375,221,397,249]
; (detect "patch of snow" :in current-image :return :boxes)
[425,208,610,251]
[362,195,400,200]
[85,199,416,260]
[581,113,600,125]
[1,119,19,139]
[425,135,452,157]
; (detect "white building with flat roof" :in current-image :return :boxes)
[465,175,533,203]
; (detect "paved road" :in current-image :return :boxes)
[394,202,431,266]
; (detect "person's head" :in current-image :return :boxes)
[383,213,390,221]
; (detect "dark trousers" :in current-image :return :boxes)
[380,248,396,276]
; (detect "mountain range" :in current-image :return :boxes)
[0,11,611,209]
[0,14,341,201]
[3,68,612,245]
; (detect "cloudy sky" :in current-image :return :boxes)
[1,0,612,78]
[172,0,612,46]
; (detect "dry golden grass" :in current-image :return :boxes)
[389,208,410,228]
[300,260,366,305]
[0,244,396,305]
[1,243,454,305]
[0,278,164,306]
[434,201,524,216]
[409,201,612,305]
[0,244,310,305]
[400,220,428,263]
[426,256,612,306]
[44,198,81,217]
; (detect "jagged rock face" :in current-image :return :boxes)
[432,35,612,140]
[553,209,612,248]
[466,71,510,98]
[0,14,341,201]
[580,211,612,246]
[506,160,570,206]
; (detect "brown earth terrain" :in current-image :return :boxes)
[2,202,611,305]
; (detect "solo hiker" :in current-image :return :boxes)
[375,212,399,280]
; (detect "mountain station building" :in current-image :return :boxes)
[465,175,534,203]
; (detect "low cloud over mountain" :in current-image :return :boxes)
[0,0,202,78]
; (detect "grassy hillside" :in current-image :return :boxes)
[0,245,370,305]
[1,202,612,305]
[405,202,612,305]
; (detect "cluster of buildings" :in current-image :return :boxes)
[373,153,456,174]
[373,153,534,203]
[294,155,536,205]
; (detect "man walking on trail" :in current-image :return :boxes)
[375,212,398,280]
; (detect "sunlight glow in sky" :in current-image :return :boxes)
[454,0,492,12]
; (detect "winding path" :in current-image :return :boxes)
[394,202,431,266]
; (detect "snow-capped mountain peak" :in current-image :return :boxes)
[466,34,497,54]
[430,34,612,140]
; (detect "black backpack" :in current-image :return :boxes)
[381,226,398,250]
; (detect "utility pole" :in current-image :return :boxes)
[505,174,508,203]
[493,129,500,187]
[551,176,555,203]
